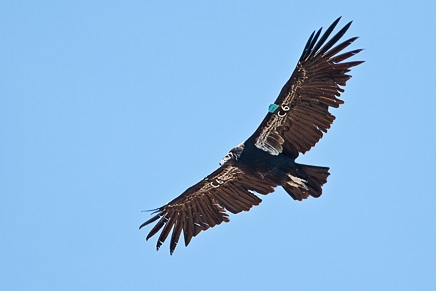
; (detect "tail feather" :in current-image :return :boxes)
[282,164,330,201]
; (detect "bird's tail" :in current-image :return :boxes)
[281,164,330,201]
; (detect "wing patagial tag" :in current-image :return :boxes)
[268,104,279,113]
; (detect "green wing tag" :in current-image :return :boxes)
[268,103,279,113]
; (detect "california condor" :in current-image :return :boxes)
[140,17,363,254]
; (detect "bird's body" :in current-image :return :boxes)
[227,140,329,200]
[232,142,296,186]
[140,17,363,254]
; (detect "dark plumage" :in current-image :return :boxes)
[140,17,363,254]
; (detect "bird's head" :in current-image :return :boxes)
[219,143,244,166]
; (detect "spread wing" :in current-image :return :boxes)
[251,17,364,158]
[139,163,276,254]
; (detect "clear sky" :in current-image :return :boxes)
[1,1,435,290]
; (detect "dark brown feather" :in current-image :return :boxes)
[212,189,244,214]
[140,164,278,254]
[145,215,166,241]
[250,18,362,157]
[170,216,184,254]
[182,206,194,246]
[157,211,177,250]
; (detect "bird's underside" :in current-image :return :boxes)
[140,17,363,254]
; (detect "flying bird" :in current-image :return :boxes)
[140,17,363,254]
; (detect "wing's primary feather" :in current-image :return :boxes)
[139,164,276,254]
[252,17,363,158]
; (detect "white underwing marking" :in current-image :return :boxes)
[288,174,308,190]
[202,167,238,191]
[210,181,220,188]
[255,104,288,155]
[254,68,305,155]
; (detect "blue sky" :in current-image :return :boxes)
[1,1,435,290]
